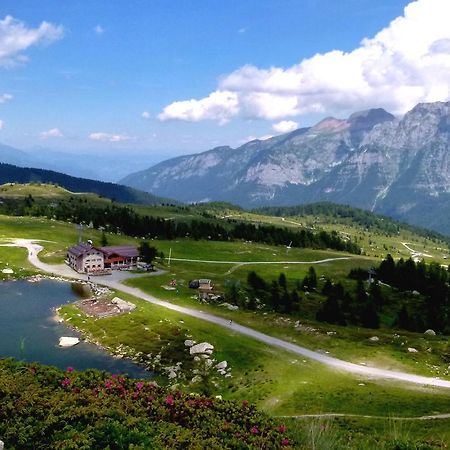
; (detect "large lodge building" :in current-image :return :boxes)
[67,242,139,274]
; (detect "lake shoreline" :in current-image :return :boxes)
[0,277,152,378]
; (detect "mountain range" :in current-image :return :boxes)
[120,101,450,235]
[0,144,164,182]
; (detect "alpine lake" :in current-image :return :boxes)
[0,278,150,378]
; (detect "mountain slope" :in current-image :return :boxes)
[0,144,165,182]
[0,163,174,205]
[121,101,450,234]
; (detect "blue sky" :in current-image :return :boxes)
[1,0,448,157]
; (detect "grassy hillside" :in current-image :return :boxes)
[1,206,450,447]
[0,163,175,205]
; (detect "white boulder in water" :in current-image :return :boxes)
[59,337,80,347]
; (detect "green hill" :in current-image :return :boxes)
[0,163,175,206]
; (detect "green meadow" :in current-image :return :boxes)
[0,187,449,447]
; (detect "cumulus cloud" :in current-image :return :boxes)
[39,128,63,139]
[0,120,4,130]
[158,90,239,124]
[272,120,298,133]
[0,15,64,66]
[89,132,132,142]
[141,111,151,119]
[159,0,450,122]
[0,93,13,104]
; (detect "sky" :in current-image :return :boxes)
[0,0,449,157]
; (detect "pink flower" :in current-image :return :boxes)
[66,366,74,373]
[104,380,113,389]
[281,437,290,446]
[242,400,249,407]
[61,378,71,387]
[278,424,286,433]
[136,381,144,391]
[250,426,259,434]
[165,395,174,406]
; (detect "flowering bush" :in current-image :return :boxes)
[0,359,292,449]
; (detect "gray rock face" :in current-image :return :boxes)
[121,101,450,233]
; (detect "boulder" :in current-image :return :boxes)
[184,339,195,347]
[0,439,3,450]
[190,342,214,355]
[407,347,418,353]
[369,336,379,342]
[111,297,136,312]
[215,361,228,370]
[424,329,436,336]
[59,337,80,347]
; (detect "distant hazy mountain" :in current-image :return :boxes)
[0,143,34,167]
[0,144,165,182]
[120,101,450,234]
[0,163,173,205]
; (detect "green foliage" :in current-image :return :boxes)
[0,195,361,254]
[255,202,450,245]
[0,164,172,205]
[0,359,291,449]
[376,255,450,333]
[138,242,158,264]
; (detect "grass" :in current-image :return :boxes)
[0,246,38,280]
[202,207,450,264]
[285,415,450,449]
[125,260,450,380]
[0,215,139,263]
[1,208,449,446]
[59,291,450,420]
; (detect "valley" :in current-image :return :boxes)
[1,184,450,448]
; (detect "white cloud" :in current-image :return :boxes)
[0,93,13,104]
[39,128,63,139]
[158,90,239,124]
[0,120,4,130]
[0,15,64,67]
[238,27,247,34]
[94,25,104,35]
[141,111,151,119]
[272,120,298,133]
[159,0,450,122]
[89,132,132,142]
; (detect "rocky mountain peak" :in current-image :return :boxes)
[120,100,450,234]
[311,117,349,133]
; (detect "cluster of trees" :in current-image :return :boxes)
[225,268,318,314]
[317,279,381,329]
[376,255,450,333]
[0,196,361,254]
[225,266,382,329]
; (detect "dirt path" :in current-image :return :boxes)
[168,257,353,265]
[277,412,450,421]
[6,238,450,389]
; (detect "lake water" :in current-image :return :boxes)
[0,279,150,378]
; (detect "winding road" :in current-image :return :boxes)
[5,238,450,389]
